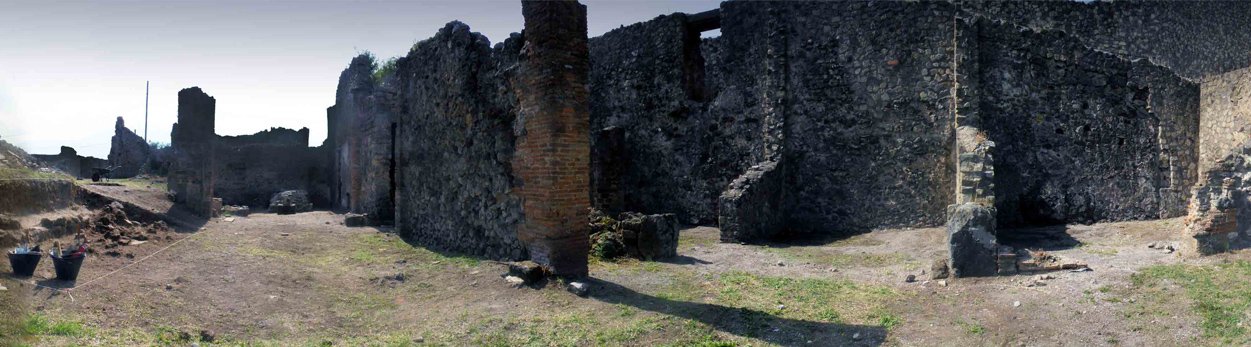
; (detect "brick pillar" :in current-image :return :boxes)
[170,87,217,218]
[514,0,591,277]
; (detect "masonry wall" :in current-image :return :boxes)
[329,55,395,223]
[214,127,330,208]
[513,0,592,276]
[1198,67,1251,175]
[976,19,1199,227]
[777,1,958,233]
[963,1,1251,80]
[589,13,725,224]
[591,2,962,237]
[32,146,107,179]
[108,117,151,178]
[392,22,527,261]
[169,87,217,217]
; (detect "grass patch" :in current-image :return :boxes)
[1127,261,1251,344]
[21,314,89,337]
[106,177,166,191]
[357,233,480,268]
[956,319,986,335]
[713,271,902,328]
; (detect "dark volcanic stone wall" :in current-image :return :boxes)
[963,1,1251,80]
[777,1,958,233]
[329,55,395,223]
[108,117,151,178]
[392,22,527,260]
[591,2,961,235]
[976,19,1199,226]
[215,128,330,208]
[169,87,217,217]
[589,13,722,224]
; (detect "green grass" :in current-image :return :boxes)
[713,271,902,328]
[21,314,89,337]
[1127,260,1251,344]
[105,177,166,190]
[956,319,986,335]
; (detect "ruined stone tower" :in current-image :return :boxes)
[169,87,217,218]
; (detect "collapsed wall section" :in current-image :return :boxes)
[392,22,527,261]
[976,19,1199,227]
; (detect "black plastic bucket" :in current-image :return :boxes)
[51,255,85,282]
[8,252,42,277]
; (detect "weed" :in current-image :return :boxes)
[1128,261,1251,344]
[956,319,986,335]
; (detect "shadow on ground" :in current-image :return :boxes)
[760,227,877,249]
[588,278,886,346]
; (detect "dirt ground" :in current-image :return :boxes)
[3,183,1250,346]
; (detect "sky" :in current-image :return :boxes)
[0,0,721,158]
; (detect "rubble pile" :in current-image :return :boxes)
[81,202,171,256]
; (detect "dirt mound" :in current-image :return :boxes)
[80,202,172,256]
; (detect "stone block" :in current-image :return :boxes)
[618,213,680,260]
[947,203,999,277]
[344,213,369,227]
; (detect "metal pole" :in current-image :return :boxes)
[144,81,149,142]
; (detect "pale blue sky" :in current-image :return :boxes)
[0,0,720,157]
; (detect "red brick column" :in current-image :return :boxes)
[514,0,591,277]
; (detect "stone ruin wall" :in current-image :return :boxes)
[962,1,1251,81]
[215,127,330,208]
[169,87,217,218]
[1180,66,1251,255]
[975,18,1199,227]
[31,146,108,179]
[1198,67,1251,175]
[108,117,152,178]
[590,1,1209,243]
[328,55,395,224]
[592,1,964,240]
[389,23,528,261]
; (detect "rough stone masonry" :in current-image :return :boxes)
[168,87,217,218]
